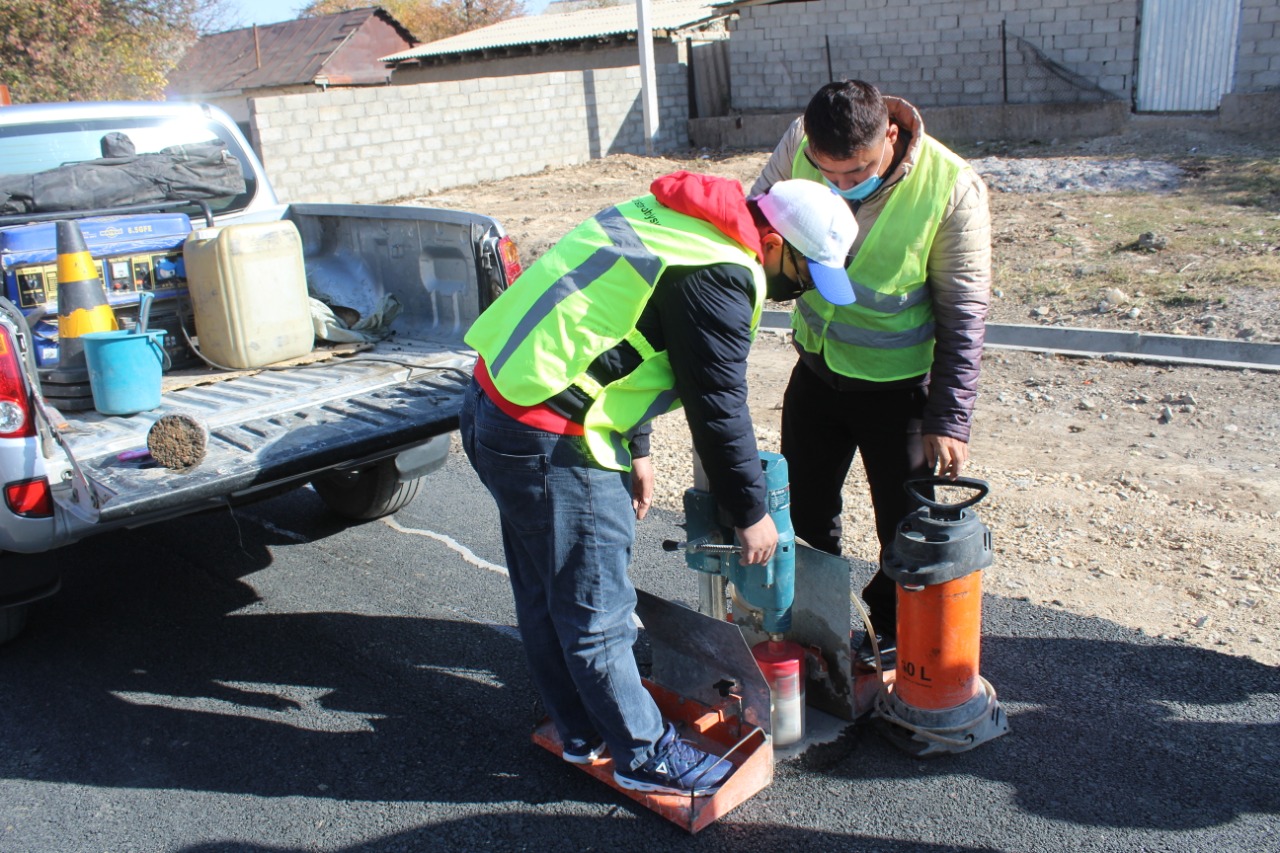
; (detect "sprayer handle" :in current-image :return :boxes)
[903,476,989,514]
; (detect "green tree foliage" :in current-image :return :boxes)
[301,0,527,45]
[0,0,237,103]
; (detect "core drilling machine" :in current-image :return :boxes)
[658,451,861,746]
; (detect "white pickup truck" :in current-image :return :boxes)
[0,100,521,644]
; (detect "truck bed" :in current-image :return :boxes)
[45,199,508,525]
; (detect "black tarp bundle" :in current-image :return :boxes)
[0,140,247,215]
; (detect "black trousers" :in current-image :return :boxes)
[780,359,931,633]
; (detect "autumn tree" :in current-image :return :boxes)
[0,0,239,103]
[301,0,527,45]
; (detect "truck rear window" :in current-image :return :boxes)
[0,115,258,217]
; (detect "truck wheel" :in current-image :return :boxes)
[0,604,29,646]
[312,459,422,520]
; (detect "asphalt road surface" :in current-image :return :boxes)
[1,447,1276,852]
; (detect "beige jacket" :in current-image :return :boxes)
[751,96,991,442]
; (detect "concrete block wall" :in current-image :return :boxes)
[250,62,689,204]
[727,0,1141,112]
[690,95,1276,150]
[689,99,1132,148]
[1237,0,1280,92]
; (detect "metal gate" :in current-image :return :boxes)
[1136,0,1241,111]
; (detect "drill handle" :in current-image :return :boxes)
[662,538,742,555]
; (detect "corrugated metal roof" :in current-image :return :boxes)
[168,8,414,95]
[381,0,730,63]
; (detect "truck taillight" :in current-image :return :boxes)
[0,326,35,438]
[498,236,523,284]
[5,477,52,518]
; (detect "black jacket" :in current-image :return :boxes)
[632,262,765,528]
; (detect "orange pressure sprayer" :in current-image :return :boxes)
[875,477,1008,756]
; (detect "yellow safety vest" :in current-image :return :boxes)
[466,194,765,470]
[790,135,963,381]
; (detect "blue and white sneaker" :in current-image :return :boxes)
[613,723,732,796]
[562,735,607,765]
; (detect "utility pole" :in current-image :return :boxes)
[635,0,659,155]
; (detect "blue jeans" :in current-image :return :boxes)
[459,379,663,771]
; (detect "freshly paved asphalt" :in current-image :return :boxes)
[1,449,1275,852]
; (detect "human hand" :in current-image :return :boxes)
[735,514,778,565]
[924,434,969,480]
[631,455,654,519]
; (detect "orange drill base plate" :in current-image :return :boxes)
[532,679,772,834]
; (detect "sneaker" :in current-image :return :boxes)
[613,723,732,797]
[562,735,607,765]
[854,629,897,672]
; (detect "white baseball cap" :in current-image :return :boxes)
[755,180,859,305]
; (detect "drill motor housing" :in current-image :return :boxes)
[681,451,796,635]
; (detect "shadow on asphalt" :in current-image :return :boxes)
[0,502,556,806]
[173,820,1002,852]
[801,594,1280,832]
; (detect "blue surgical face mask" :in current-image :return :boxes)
[826,174,882,201]
[822,141,889,201]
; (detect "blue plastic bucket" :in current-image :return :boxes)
[81,329,168,416]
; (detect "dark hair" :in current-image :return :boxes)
[747,195,794,254]
[746,196,770,231]
[803,80,888,159]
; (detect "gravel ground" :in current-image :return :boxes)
[971,155,1185,193]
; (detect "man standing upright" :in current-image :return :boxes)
[752,80,992,671]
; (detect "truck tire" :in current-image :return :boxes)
[0,604,28,646]
[312,459,422,521]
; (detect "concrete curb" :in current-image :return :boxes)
[758,311,1280,373]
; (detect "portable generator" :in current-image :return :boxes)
[0,212,199,370]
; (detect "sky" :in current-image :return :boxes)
[225,0,548,29]
[227,0,306,28]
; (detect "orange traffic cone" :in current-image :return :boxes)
[54,220,117,371]
[39,220,118,410]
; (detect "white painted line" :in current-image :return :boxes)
[385,520,644,629]
[382,516,509,576]
[248,517,310,542]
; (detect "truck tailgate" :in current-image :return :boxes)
[58,347,474,523]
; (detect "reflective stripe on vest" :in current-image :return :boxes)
[485,206,664,381]
[790,135,963,381]
[465,194,764,470]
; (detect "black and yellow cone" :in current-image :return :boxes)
[55,219,117,371]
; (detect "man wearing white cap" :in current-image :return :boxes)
[753,79,992,672]
[460,171,856,798]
